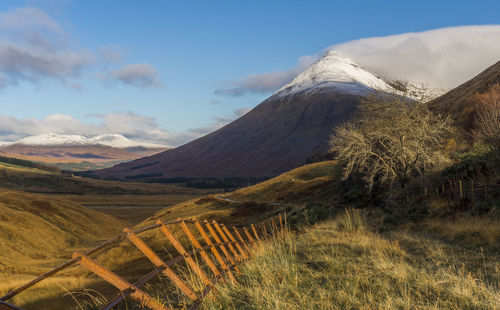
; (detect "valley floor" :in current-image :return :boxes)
[203,210,500,310]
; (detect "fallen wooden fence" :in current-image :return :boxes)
[0,212,287,310]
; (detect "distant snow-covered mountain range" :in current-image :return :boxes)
[0,133,170,171]
[4,133,167,148]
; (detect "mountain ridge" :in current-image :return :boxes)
[429,59,500,129]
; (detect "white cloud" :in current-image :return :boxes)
[0,6,95,89]
[331,25,500,89]
[103,63,163,88]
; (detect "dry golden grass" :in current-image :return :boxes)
[0,190,128,306]
[0,159,215,195]
[418,216,500,248]
[227,160,338,203]
[203,209,500,309]
[52,194,208,225]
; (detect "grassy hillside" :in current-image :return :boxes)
[226,160,338,203]
[0,160,208,195]
[0,190,126,276]
[135,161,339,231]
[204,209,500,309]
[0,190,129,306]
[4,159,499,309]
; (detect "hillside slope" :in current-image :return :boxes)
[0,158,202,195]
[141,161,340,228]
[0,191,125,277]
[205,210,500,310]
[94,52,395,181]
[429,59,500,129]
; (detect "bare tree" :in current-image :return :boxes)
[330,93,452,191]
[474,84,500,150]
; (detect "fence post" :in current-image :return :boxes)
[233,227,251,254]
[72,252,171,310]
[279,213,284,238]
[459,180,463,200]
[284,211,287,234]
[179,219,222,280]
[271,217,279,236]
[262,221,268,238]
[243,227,256,247]
[204,220,240,273]
[212,221,242,262]
[194,220,235,282]
[251,224,261,244]
[122,228,199,301]
[220,224,248,259]
[157,221,211,287]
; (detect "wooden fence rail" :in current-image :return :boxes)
[0,212,287,310]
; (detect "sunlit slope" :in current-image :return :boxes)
[142,160,339,228]
[0,190,125,277]
[227,160,339,202]
[204,210,500,309]
[0,160,201,195]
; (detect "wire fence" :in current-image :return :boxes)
[406,177,500,205]
[0,212,289,310]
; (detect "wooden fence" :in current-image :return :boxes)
[0,212,287,310]
[407,177,500,204]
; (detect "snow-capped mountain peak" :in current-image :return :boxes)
[276,50,394,97]
[16,133,91,146]
[89,134,167,148]
[10,133,168,149]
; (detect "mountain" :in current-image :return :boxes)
[0,133,169,171]
[429,60,500,129]
[93,51,396,181]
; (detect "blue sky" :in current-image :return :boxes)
[0,0,499,145]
